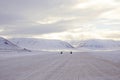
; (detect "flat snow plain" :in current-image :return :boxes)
[0,50,120,80]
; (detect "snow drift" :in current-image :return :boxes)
[10,38,73,50]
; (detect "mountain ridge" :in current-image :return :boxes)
[10,38,74,50]
[0,37,20,50]
[76,39,120,49]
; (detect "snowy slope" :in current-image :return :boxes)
[77,39,120,50]
[67,40,81,47]
[10,38,73,50]
[0,37,20,50]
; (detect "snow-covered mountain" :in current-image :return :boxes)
[0,37,20,50]
[77,39,120,50]
[10,38,73,50]
[67,40,81,47]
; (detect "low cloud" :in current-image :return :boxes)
[0,0,120,40]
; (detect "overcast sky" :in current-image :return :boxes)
[0,0,120,40]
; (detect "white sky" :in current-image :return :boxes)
[0,0,120,40]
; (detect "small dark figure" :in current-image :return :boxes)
[23,48,31,52]
[70,51,72,54]
[60,51,63,54]
[4,41,8,44]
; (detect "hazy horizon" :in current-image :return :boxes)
[0,0,120,40]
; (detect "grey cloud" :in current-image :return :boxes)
[0,0,77,12]
[0,24,69,36]
[0,0,79,24]
[0,0,120,40]
[0,13,24,25]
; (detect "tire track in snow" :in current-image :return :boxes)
[0,52,120,80]
[42,54,71,80]
[0,53,60,80]
[18,53,71,80]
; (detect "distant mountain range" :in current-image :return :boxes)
[10,38,73,50]
[76,39,120,50]
[0,37,120,51]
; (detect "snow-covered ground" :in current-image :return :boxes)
[0,50,120,80]
[90,50,120,63]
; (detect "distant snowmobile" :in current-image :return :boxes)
[60,51,63,54]
[70,51,72,54]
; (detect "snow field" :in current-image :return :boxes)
[0,50,120,80]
